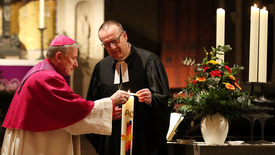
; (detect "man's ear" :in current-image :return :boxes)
[55,52,62,62]
[123,31,128,42]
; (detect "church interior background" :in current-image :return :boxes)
[1,0,275,154]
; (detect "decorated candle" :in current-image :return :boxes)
[121,95,134,155]
[39,0,45,28]
[216,8,225,63]
[249,4,259,82]
[258,7,268,83]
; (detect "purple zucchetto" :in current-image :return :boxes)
[50,34,76,46]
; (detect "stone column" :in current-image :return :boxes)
[2,0,11,38]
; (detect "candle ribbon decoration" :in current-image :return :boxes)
[121,95,134,155]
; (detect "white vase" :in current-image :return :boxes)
[200,113,229,145]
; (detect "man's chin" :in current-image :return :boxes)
[111,55,121,61]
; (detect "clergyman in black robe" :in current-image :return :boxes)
[86,20,171,155]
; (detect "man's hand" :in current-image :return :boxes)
[110,90,130,106]
[113,106,122,120]
[136,88,152,105]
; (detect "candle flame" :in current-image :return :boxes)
[254,4,257,7]
[263,7,266,10]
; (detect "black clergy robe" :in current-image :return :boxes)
[86,44,171,155]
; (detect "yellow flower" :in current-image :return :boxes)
[196,77,206,82]
[206,60,220,65]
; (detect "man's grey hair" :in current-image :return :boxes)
[46,43,79,58]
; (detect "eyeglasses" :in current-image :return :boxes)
[101,31,124,48]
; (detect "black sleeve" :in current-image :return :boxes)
[86,62,101,101]
[146,54,172,143]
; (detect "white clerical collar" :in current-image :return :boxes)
[114,61,129,84]
[114,44,131,84]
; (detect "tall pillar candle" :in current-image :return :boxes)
[121,95,134,155]
[39,0,45,28]
[258,7,268,83]
[216,8,225,63]
[249,4,259,82]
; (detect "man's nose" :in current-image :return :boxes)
[110,43,117,49]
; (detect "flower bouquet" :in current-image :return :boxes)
[168,45,256,121]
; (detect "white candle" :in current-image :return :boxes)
[121,95,134,155]
[128,92,137,96]
[39,0,45,28]
[216,8,225,63]
[249,4,259,82]
[258,7,268,83]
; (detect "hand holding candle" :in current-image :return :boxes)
[110,90,130,106]
[113,106,122,121]
[136,88,152,105]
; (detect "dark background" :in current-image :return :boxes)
[103,0,275,142]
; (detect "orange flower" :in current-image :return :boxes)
[234,81,242,90]
[196,77,206,82]
[223,83,235,90]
